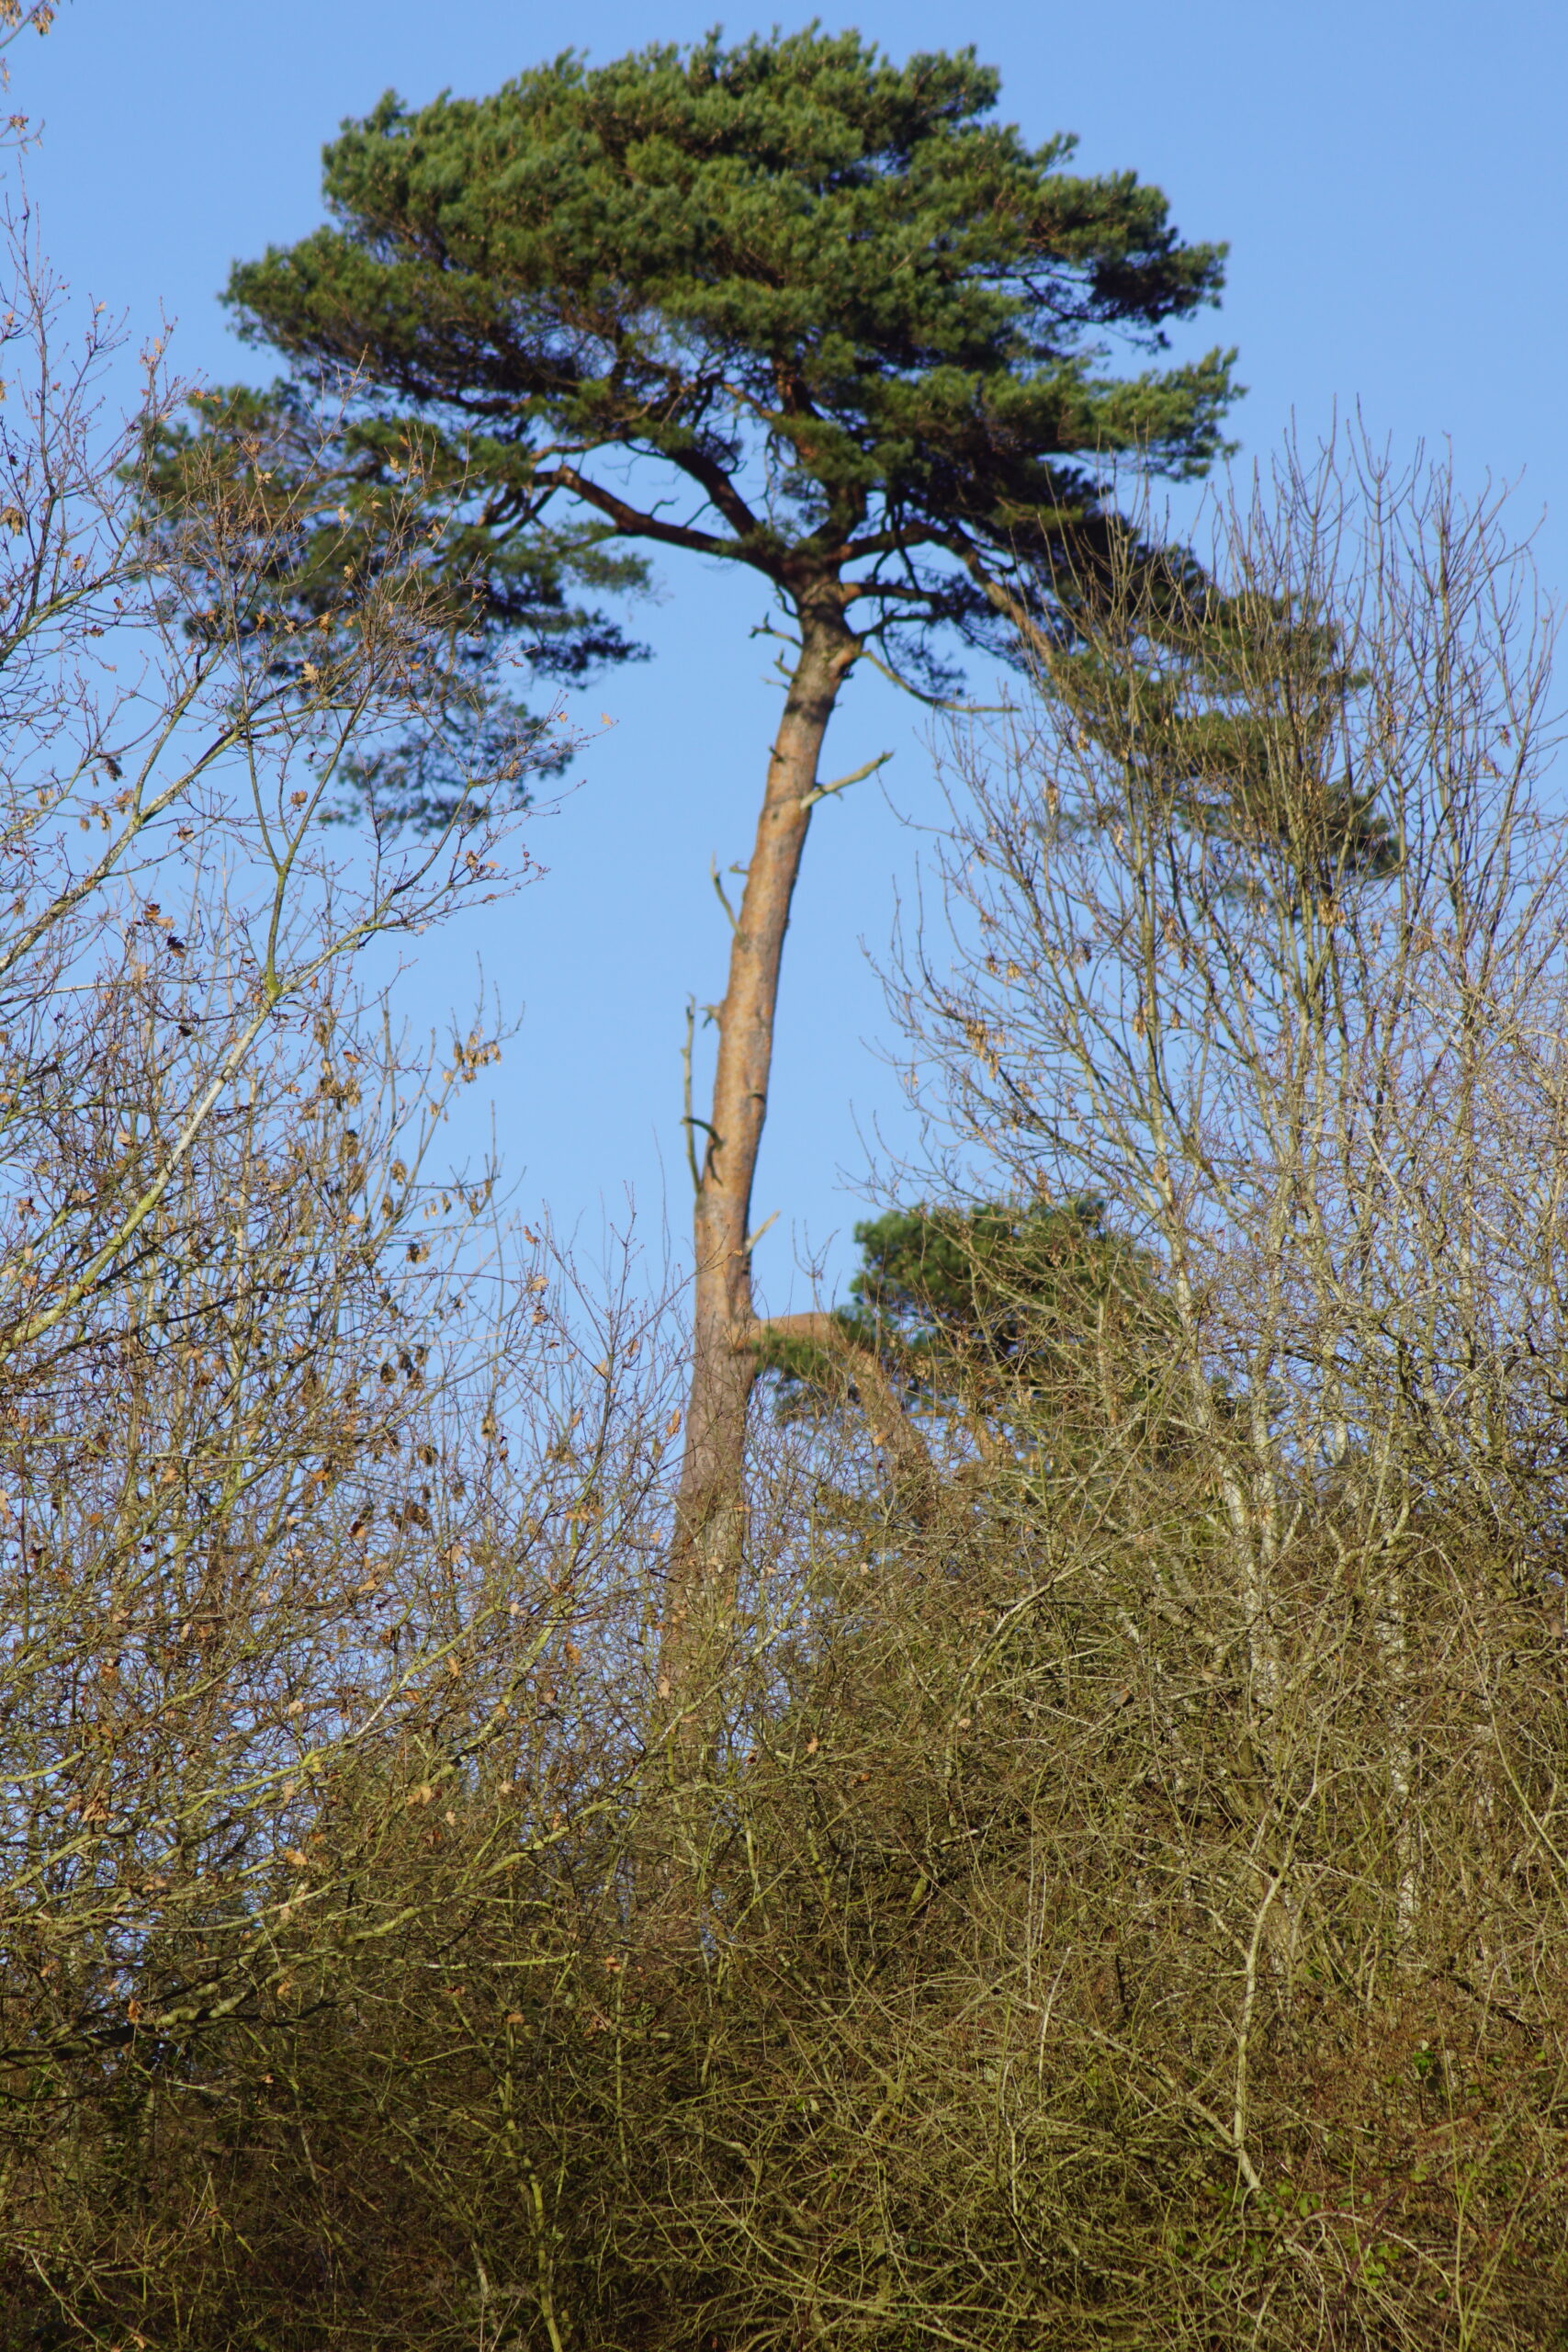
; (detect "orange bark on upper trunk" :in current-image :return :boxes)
[663,606,858,1665]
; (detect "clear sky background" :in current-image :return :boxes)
[16,0,1568,1305]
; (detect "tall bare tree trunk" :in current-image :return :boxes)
[661,605,857,1685]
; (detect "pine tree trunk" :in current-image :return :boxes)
[662,605,856,1687]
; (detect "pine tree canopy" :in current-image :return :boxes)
[765,1196,1170,1408]
[217,27,1237,693]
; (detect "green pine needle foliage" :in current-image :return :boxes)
[761,1195,1188,1494]
[208,27,1236,703]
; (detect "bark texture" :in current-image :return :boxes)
[663,609,858,1672]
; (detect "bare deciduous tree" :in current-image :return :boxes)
[0,202,609,2083]
[903,431,1567,1705]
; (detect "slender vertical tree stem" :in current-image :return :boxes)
[663,608,857,1681]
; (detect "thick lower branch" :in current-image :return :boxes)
[758,1310,938,1521]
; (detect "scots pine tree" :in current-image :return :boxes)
[214,28,1236,1649]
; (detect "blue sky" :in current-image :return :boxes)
[18,0,1568,1304]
